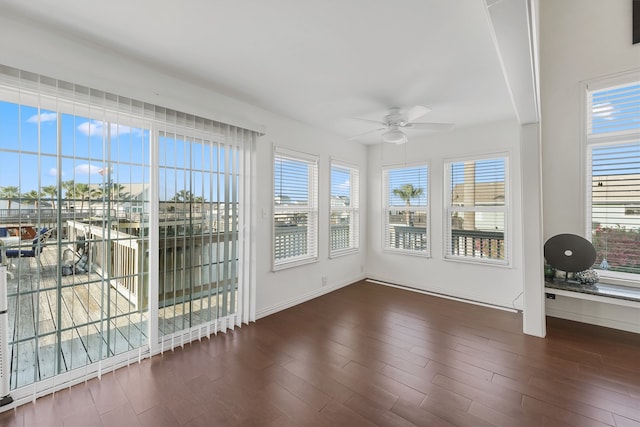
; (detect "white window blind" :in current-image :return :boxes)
[383,165,429,255]
[586,77,640,278]
[330,160,359,257]
[273,147,318,269]
[445,156,508,264]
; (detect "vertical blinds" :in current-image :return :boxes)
[0,64,259,400]
[587,79,640,275]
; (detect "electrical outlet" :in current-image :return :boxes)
[322,276,327,287]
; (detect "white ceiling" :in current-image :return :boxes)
[0,0,536,143]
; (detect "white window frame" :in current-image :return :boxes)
[273,146,319,270]
[584,71,640,287]
[382,162,430,257]
[329,159,359,258]
[443,153,510,266]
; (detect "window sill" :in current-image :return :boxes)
[545,278,640,307]
[443,255,510,268]
[382,248,430,258]
[329,248,359,259]
[273,256,318,272]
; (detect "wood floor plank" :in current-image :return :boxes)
[5,279,640,426]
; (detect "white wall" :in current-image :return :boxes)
[0,12,367,318]
[540,0,640,332]
[366,120,525,309]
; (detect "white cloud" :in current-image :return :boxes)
[335,179,351,192]
[47,168,63,177]
[77,120,137,137]
[75,164,103,175]
[26,112,57,123]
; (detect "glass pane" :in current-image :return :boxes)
[386,209,426,251]
[450,211,505,260]
[450,159,505,207]
[591,142,640,274]
[158,135,234,337]
[274,212,309,260]
[1,98,150,389]
[387,166,427,208]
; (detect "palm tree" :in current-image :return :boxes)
[102,182,128,201]
[0,186,20,210]
[171,190,195,203]
[22,190,41,208]
[41,185,58,209]
[74,183,91,212]
[392,184,424,225]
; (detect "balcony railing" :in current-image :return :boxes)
[450,228,505,259]
[330,224,350,251]
[274,224,353,260]
[387,226,504,258]
[390,225,427,251]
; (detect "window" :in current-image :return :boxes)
[586,75,640,280]
[330,160,359,257]
[0,65,257,395]
[273,147,318,269]
[444,156,509,264]
[383,164,429,255]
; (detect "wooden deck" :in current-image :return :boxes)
[5,243,230,390]
[5,245,149,389]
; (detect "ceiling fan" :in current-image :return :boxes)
[350,105,454,144]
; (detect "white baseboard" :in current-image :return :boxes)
[546,308,640,334]
[366,274,522,312]
[256,274,366,320]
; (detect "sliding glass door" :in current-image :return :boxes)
[0,100,150,388]
[0,65,255,398]
[157,131,239,338]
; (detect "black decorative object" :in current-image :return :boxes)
[635,0,640,44]
[544,234,597,279]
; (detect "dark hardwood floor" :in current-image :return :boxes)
[1,279,639,426]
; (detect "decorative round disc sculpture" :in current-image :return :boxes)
[544,234,597,273]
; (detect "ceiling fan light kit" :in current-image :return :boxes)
[381,127,407,144]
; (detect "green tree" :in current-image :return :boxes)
[22,190,41,208]
[101,182,129,201]
[172,190,196,203]
[74,183,92,212]
[62,180,76,200]
[41,185,58,209]
[392,184,424,225]
[0,186,20,210]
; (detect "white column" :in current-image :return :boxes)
[521,122,546,337]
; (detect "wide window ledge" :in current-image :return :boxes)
[444,255,510,268]
[383,248,430,258]
[273,256,318,272]
[545,279,640,307]
[329,248,359,259]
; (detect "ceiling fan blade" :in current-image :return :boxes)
[351,117,387,126]
[405,105,431,123]
[348,127,386,141]
[405,122,454,131]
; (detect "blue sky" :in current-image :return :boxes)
[0,101,149,193]
[0,100,235,202]
[387,166,428,207]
